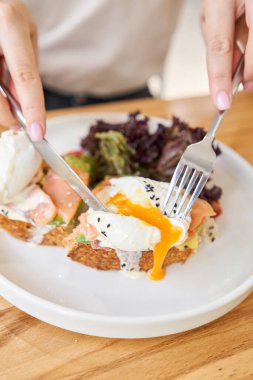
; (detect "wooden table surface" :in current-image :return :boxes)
[0,92,252,380]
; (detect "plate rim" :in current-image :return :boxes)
[0,111,252,326]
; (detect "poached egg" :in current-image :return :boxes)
[86,177,189,280]
[0,130,42,203]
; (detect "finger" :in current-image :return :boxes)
[204,0,235,110]
[0,21,45,140]
[31,28,39,66]
[244,0,253,90]
[0,55,3,79]
[232,45,243,71]
[235,0,245,19]
[0,57,17,127]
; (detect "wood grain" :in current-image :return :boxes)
[0,92,253,379]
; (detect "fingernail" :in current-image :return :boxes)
[216,91,231,110]
[28,122,43,141]
[244,81,253,91]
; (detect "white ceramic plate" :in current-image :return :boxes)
[0,112,252,339]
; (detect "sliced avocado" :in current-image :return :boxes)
[64,155,90,173]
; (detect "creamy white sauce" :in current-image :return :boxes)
[0,205,28,222]
[201,217,218,244]
[0,204,56,245]
[28,225,56,245]
[116,249,142,271]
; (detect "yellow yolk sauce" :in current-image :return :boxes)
[108,194,182,280]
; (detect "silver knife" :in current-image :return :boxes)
[0,81,107,212]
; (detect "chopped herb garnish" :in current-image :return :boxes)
[50,216,65,226]
[76,233,91,245]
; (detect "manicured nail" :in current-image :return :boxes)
[28,122,43,141]
[216,91,231,110]
[244,81,253,91]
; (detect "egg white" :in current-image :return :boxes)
[89,176,190,252]
[87,210,161,251]
[0,130,42,203]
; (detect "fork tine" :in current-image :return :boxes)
[166,166,192,216]
[182,173,208,218]
[175,169,199,216]
[162,162,184,212]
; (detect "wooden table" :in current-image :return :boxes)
[0,92,252,379]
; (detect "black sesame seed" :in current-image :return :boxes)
[97,217,100,222]
[208,233,212,237]
[155,203,160,207]
[121,263,126,267]
[211,237,215,242]
[150,195,155,200]
[155,197,159,201]
[101,231,107,237]
[163,211,167,216]
[184,245,189,249]
[209,226,214,230]
[107,224,111,228]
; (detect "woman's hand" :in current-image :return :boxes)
[201,0,252,111]
[0,0,45,140]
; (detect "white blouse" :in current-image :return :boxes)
[23,0,182,96]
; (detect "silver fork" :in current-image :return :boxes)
[162,55,244,219]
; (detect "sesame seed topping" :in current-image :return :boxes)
[101,231,107,237]
[107,224,111,228]
[211,237,215,242]
[98,217,100,222]
[155,203,160,207]
[68,203,72,207]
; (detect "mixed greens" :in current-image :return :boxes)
[79,112,222,205]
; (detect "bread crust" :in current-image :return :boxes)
[0,214,69,246]
[0,214,195,272]
[67,243,194,271]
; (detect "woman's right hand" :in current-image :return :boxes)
[0,0,45,140]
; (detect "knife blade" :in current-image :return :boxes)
[0,81,107,212]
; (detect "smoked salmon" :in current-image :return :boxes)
[43,170,81,224]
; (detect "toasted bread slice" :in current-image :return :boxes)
[0,214,69,246]
[66,243,193,271]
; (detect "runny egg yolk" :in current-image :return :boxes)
[108,194,182,280]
